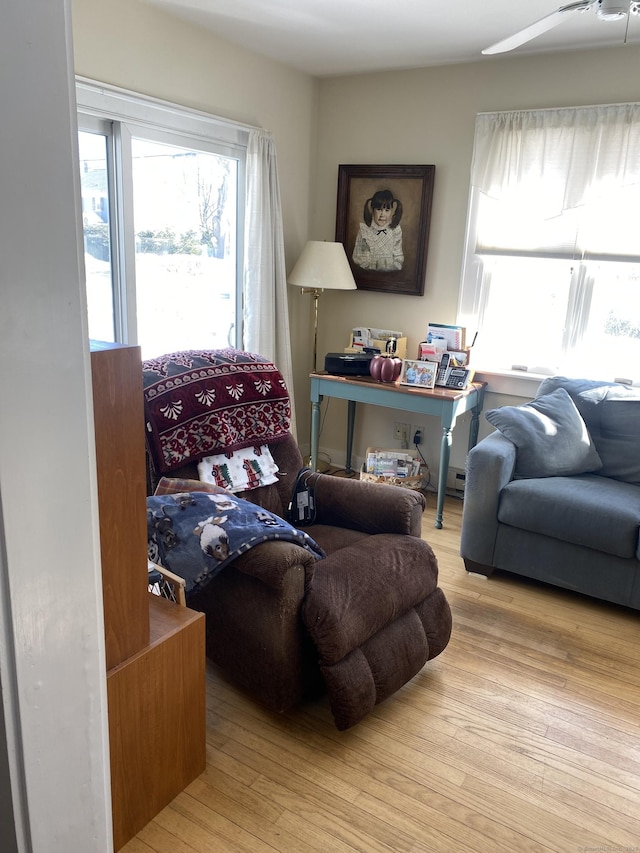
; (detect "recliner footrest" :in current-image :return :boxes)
[302,534,440,663]
[301,534,451,729]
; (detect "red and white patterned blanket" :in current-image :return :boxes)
[142,348,291,474]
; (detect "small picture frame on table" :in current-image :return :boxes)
[400,358,437,389]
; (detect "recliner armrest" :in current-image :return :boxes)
[307,473,425,537]
[460,431,516,566]
[228,539,318,592]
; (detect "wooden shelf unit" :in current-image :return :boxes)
[90,341,206,851]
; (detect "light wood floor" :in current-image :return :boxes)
[123,495,640,853]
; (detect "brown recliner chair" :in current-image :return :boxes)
[144,349,452,730]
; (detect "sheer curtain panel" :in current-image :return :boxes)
[244,129,296,436]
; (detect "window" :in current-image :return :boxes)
[458,104,640,382]
[76,81,247,359]
[79,123,115,343]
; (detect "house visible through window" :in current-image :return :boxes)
[458,103,640,382]
[76,81,247,359]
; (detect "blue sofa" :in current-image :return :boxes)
[460,376,640,609]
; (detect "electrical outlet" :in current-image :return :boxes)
[394,422,410,443]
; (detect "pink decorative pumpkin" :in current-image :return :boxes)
[381,356,403,382]
[369,355,385,381]
[370,355,402,382]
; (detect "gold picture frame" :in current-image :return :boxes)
[335,164,435,296]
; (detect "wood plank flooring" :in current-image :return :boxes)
[123,495,640,853]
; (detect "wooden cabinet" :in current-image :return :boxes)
[107,596,205,850]
[90,341,206,851]
[91,340,150,670]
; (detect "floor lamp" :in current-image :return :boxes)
[288,240,357,469]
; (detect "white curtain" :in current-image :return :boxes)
[459,102,640,374]
[471,103,640,216]
[243,129,297,437]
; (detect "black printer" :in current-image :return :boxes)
[324,352,375,376]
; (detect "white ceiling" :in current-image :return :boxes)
[143,0,640,77]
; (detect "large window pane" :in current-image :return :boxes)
[130,138,237,359]
[475,257,571,372]
[564,261,640,377]
[78,131,114,342]
[77,83,247,357]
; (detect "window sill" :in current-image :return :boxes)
[474,369,548,399]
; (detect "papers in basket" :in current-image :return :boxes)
[364,448,421,479]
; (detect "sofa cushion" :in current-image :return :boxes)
[485,387,602,478]
[497,474,640,559]
[538,377,640,486]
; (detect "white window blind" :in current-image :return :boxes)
[459,103,640,381]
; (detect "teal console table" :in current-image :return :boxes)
[309,372,486,529]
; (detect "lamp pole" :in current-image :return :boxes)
[298,287,322,373]
[287,241,357,471]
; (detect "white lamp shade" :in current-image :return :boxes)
[287,241,357,291]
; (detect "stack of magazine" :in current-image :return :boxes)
[361,447,429,491]
[364,448,422,479]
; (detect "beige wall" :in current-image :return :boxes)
[71,1,640,480]
[312,46,640,474]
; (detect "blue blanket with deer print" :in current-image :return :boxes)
[147,490,325,596]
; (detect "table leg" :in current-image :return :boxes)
[345,400,356,475]
[310,400,321,471]
[435,426,453,529]
[468,385,484,450]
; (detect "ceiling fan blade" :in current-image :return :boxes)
[482,0,597,55]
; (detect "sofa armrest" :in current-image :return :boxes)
[307,473,425,537]
[460,431,516,567]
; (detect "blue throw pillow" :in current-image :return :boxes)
[538,376,640,485]
[485,387,603,478]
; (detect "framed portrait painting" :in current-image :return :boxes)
[335,164,435,296]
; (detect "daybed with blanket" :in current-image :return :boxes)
[144,348,452,730]
[461,376,640,609]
